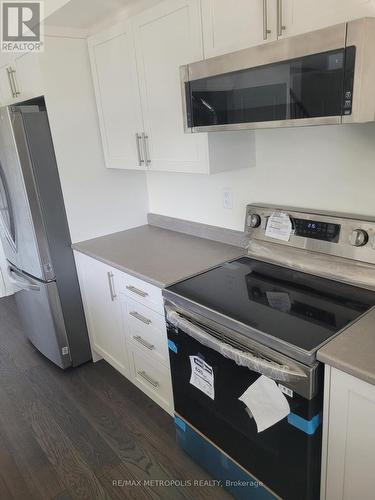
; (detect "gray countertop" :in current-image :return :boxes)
[318,307,375,385]
[73,220,375,385]
[72,224,245,288]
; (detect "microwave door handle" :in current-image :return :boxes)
[166,306,306,382]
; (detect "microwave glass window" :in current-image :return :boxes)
[186,48,355,128]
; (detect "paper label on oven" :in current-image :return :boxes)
[189,356,215,400]
[265,211,292,241]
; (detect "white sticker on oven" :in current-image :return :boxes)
[265,211,292,242]
[189,356,215,400]
[278,384,294,398]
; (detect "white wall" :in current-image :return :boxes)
[41,36,149,243]
[146,123,375,231]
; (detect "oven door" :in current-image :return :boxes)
[166,303,322,500]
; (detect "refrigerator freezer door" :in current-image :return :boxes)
[0,107,50,280]
[9,265,72,368]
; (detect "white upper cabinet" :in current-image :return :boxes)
[14,53,44,101]
[201,0,375,58]
[132,0,209,173]
[88,23,145,170]
[283,0,375,38]
[88,0,253,174]
[202,0,277,58]
[0,53,44,106]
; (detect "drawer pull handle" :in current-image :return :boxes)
[134,335,155,350]
[137,370,159,388]
[126,285,148,298]
[129,311,152,325]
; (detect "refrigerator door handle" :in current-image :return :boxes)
[8,266,40,291]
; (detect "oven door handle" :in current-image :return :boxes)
[166,306,307,382]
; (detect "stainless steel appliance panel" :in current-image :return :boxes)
[0,107,48,279]
[182,18,375,131]
[9,265,71,368]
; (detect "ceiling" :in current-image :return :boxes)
[45,0,161,32]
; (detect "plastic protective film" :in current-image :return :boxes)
[165,306,306,382]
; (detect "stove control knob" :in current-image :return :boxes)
[248,213,261,228]
[350,229,369,247]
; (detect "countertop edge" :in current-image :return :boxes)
[317,351,375,386]
[317,306,375,387]
[72,245,167,288]
[72,242,245,289]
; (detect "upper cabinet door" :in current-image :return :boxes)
[14,53,44,101]
[202,0,276,58]
[0,54,44,107]
[282,0,375,38]
[132,0,209,173]
[88,23,146,170]
[0,65,15,105]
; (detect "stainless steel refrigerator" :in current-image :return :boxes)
[0,98,91,368]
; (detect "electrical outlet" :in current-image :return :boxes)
[223,189,233,210]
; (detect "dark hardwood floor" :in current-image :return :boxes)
[0,296,231,500]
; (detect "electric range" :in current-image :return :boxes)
[163,205,375,500]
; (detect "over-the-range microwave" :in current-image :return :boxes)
[181,18,375,132]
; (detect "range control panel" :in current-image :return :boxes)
[245,205,375,265]
[293,218,340,242]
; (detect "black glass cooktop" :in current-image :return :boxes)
[167,257,375,353]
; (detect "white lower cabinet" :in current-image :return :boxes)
[124,297,169,365]
[74,251,174,415]
[74,252,129,377]
[322,366,375,500]
[128,345,174,415]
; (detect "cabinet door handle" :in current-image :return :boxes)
[9,68,20,97]
[126,285,148,298]
[129,310,152,325]
[142,132,151,166]
[136,133,144,166]
[7,67,16,98]
[263,0,272,40]
[137,370,159,388]
[134,335,155,350]
[277,0,286,37]
[107,271,116,301]
[13,71,20,97]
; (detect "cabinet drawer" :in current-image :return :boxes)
[124,297,169,365]
[128,345,174,415]
[120,272,163,314]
